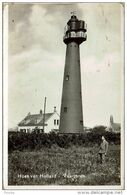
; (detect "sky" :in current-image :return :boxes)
[7,2,124,128]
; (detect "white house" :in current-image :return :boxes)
[18,107,60,133]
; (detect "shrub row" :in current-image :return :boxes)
[8,130,120,152]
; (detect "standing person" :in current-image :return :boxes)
[99,136,108,164]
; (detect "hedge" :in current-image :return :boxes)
[8,130,120,152]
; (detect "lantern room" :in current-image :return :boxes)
[63,15,87,44]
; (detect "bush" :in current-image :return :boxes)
[8,130,120,153]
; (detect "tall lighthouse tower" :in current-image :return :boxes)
[59,14,87,133]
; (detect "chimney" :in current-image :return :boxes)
[40,109,42,115]
[54,106,56,113]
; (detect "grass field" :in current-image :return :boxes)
[8,144,120,185]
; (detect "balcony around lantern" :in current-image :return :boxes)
[63,31,87,44]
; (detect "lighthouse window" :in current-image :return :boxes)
[80,120,83,125]
[64,107,67,113]
[65,75,69,81]
[57,120,59,125]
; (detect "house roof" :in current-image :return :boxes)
[18,113,56,127]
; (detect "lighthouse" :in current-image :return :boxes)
[59,14,87,133]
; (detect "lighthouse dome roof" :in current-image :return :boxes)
[67,15,78,24]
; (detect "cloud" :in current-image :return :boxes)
[9,3,83,55]
[9,3,33,31]
[79,3,122,60]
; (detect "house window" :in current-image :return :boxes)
[37,129,40,134]
[27,129,30,133]
[40,129,44,133]
[64,107,67,113]
[57,120,59,125]
[20,129,26,133]
[65,75,69,81]
[54,119,56,125]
